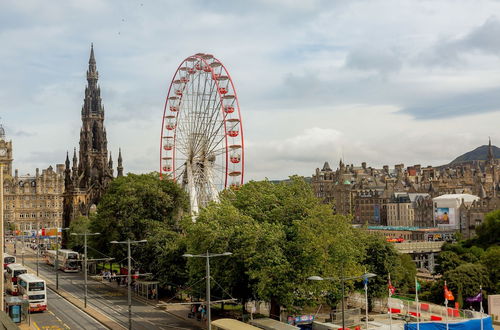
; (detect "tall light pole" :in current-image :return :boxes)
[111,239,147,330]
[308,272,377,330]
[183,251,232,330]
[71,232,100,308]
[55,228,70,290]
[362,273,377,330]
[0,163,4,312]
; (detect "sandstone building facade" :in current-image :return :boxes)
[0,125,65,232]
[312,140,499,233]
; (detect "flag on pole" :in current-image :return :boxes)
[444,282,455,302]
[388,275,395,296]
[415,278,420,330]
[465,292,482,303]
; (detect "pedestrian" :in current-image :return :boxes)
[201,305,206,323]
[197,304,202,320]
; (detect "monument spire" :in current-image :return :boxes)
[117,148,124,177]
[487,137,494,165]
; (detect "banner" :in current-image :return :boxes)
[435,207,455,226]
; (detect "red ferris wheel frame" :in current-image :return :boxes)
[160,53,245,195]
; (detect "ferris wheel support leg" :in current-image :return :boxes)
[186,161,199,221]
[205,160,220,204]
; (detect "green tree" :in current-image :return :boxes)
[394,253,417,294]
[435,251,463,275]
[480,246,500,292]
[186,177,363,319]
[90,173,188,260]
[68,215,91,252]
[184,200,264,305]
[473,209,500,247]
[89,173,189,288]
[360,235,410,306]
[444,263,490,307]
[137,221,188,290]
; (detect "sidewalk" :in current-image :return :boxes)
[91,275,203,329]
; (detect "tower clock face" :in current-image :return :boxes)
[0,148,6,156]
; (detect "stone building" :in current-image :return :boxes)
[458,196,500,240]
[312,140,499,234]
[62,45,123,228]
[0,124,65,232]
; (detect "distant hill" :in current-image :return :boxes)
[449,144,500,165]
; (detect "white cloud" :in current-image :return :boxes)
[1,0,500,181]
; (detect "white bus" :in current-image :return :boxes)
[17,273,47,312]
[5,263,28,295]
[3,253,16,269]
[46,249,79,272]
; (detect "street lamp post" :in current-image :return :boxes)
[21,229,25,266]
[71,232,100,308]
[111,239,147,330]
[308,272,377,330]
[361,273,377,330]
[183,251,232,330]
[55,228,70,290]
[36,220,40,276]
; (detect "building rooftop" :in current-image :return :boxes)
[433,194,479,202]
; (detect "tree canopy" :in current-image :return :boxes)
[88,173,189,285]
[184,177,408,317]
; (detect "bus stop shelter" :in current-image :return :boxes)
[4,296,29,324]
[134,280,159,301]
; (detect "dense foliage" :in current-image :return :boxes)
[85,174,415,316]
[184,177,413,316]
[430,209,500,308]
[88,173,189,287]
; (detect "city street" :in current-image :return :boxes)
[30,288,106,330]
[8,243,201,330]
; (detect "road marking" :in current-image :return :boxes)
[33,321,41,330]
[63,324,70,329]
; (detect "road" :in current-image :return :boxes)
[9,244,201,330]
[30,288,106,330]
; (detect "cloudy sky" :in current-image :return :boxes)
[2,0,500,181]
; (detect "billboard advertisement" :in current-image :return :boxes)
[435,207,455,226]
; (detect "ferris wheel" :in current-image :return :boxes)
[160,53,244,215]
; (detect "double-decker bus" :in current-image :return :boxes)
[5,263,28,295]
[17,273,47,312]
[45,249,79,272]
[3,253,16,269]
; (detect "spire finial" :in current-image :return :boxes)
[89,43,96,64]
[87,43,98,85]
[65,151,70,169]
[117,148,124,177]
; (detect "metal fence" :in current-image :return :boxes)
[389,297,484,322]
